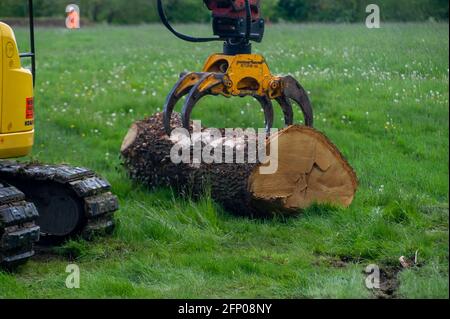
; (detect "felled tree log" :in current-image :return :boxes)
[121,113,358,217]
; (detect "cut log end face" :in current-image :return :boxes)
[249,126,358,212]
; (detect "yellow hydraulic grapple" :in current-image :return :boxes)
[158,0,314,134]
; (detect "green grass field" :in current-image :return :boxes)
[0,23,448,299]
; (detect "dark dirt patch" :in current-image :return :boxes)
[313,254,414,298]
[376,266,402,299]
[313,255,402,298]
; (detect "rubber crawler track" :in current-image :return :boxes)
[0,181,40,268]
[0,162,118,241]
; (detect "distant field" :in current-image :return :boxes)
[0,23,448,298]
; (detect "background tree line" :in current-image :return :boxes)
[0,0,448,23]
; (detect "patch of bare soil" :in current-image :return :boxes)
[314,254,406,299]
[376,266,402,299]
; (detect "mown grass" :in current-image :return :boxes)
[0,23,448,298]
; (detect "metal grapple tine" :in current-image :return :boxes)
[254,95,274,134]
[281,76,314,127]
[275,95,294,127]
[163,72,203,135]
[181,73,224,130]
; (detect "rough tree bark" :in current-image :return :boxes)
[121,113,358,217]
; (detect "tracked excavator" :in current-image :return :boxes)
[0,0,118,268]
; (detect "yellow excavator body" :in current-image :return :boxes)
[0,22,34,159]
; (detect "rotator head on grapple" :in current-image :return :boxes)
[205,0,264,54]
[158,0,264,55]
[157,0,314,135]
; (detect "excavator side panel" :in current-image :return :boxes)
[0,22,34,159]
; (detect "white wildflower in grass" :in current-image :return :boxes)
[384,117,397,131]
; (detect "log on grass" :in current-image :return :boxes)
[121,113,358,217]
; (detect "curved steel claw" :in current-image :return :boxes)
[280,76,314,127]
[181,73,224,130]
[163,72,204,135]
[275,95,294,127]
[254,95,274,134]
